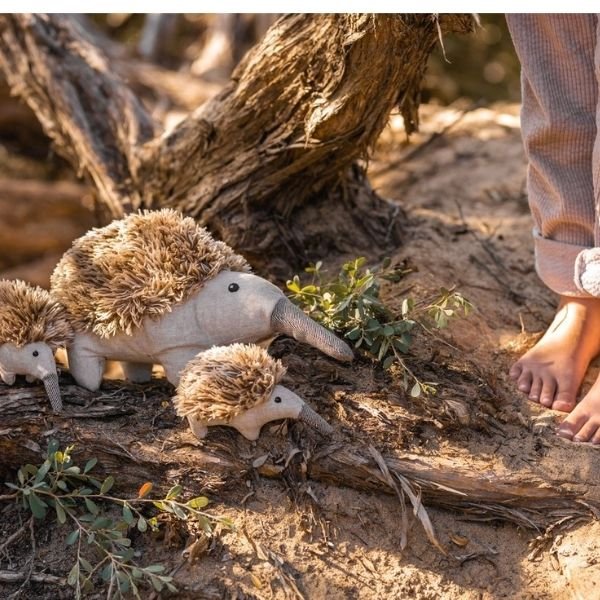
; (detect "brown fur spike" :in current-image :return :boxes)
[0,279,73,350]
[50,209,251,338]
[173,344,286,423]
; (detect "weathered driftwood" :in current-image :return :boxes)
[0,377,597,535]
[0,13,473,261]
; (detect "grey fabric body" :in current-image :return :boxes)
[67,270,352,391]
[67,271,282,390]
[185,384,332,441]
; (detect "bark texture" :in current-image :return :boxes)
[0,14,154,218]
[0,13,473,261]
[0,377,598,536]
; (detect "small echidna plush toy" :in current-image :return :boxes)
[51,209,352,392]
[173,344,333,440]
[0,279,73,412]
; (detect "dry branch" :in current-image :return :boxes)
[0,376,597,537]
[138,14,473,254]
[0,14,473,262]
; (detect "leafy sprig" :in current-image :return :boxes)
[287,257,472,397]
[3,441,232,599]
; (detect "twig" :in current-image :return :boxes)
[6,519,37,599]
[0,517,32,554]
[0,570,65,585]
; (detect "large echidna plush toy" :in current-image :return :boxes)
[0,279,73,411]
[173,344,332,440]
[51,209,352,391]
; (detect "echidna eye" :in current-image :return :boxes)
[274,396,282,403]
[228,283,240,293]
[32,350,39,357]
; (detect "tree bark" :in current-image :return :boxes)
[0,14,154,218]
[0,13,473,263]
[1,377,598,536]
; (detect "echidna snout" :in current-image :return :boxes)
[271,298,354,362]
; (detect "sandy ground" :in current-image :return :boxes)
[1,103,600,600]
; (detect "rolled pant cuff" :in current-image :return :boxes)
[534,231,592,297]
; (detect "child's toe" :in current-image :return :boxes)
[517,370,533,393]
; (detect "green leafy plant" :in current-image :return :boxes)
[3,441,232,599]
[287,257,472,397]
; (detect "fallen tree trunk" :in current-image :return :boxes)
[1,377,597,538]
[0,13,473,263]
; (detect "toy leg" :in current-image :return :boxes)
[161,349,200,386]
[67,348,105,391]
[0,371,15,385]
[186,414,208,439]
[121,361,153,383]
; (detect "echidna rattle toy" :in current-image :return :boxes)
[51,209,353,392]
[0,279,72,412]
[173,344,333,440]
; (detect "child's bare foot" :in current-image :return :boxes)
[557,374,600,442]
[509,296,600,412]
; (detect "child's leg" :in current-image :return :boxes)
[557,17,600,442]
[506,15,600,420]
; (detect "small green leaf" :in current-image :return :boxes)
[116,547,135,562]
[382,356,395,370]
[83,458,97,474]
[55,501,66,524]
[171,503,187,520]
[219,517,234,529]
[197,515,213,533]
[137,517,147,532]
[118,573,131,593]
[90,516,112,530]
[166,484,182,500]
[66,529,80,546]
[187,496,210,509]
[150,575,164,592]
[84,498,99,516]
[145,564,166,574]
[79,556,93,573]
[100,476,114,494]
[34,460,51,483]
[47,439,60,457]
[345,327,361,341]
[122,504,135,525]
[28,493,48,519]
[67,564,79,587]
[101,563,113,582]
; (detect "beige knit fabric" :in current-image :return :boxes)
[506,14,599,296]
